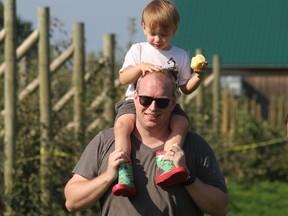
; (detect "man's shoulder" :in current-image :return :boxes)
[184,131,214,155]
[87,128,115,151]
[186,130,202,138]
[89,127,114,144]
[98,127,114,138]
[185,131,209,146]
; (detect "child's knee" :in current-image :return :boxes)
[115,114,135,132]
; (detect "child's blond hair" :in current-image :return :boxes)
[142,0,180,34]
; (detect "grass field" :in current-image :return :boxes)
[227,181,288,216]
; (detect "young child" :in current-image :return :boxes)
[112,0,207,197]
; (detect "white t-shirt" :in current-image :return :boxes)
[120,42,192,100]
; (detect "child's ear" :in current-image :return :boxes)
[141,22,146,31]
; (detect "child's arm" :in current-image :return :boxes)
[180,54,208,94]
[180,73,204,95]
[164,113,189,151]
[119,63,163,86]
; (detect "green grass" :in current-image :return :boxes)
[227,181,288,216]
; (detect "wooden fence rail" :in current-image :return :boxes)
[0,30,39,77]
[18,44,74,101]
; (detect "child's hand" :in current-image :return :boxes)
[191,54,208,73]
[140,63,162,76]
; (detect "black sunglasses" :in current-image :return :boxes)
[138,95,170,109]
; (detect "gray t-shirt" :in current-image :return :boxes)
[73,128,227,216]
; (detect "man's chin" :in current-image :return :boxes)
[143,120,158,128]
[145,114,158,121]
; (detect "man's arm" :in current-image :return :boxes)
[64,173,113,212]
[184,178,229,216]
[164,144,229,216]
[64,149,127,212]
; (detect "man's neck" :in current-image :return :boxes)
[133,126,171,149]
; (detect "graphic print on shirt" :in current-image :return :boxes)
[166,57,179,85]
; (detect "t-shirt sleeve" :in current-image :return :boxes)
[119,44,140,73]
[184,132,228,193]
[72,133,102,179]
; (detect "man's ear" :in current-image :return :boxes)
[134,90,138,102]
[171,95,177,110]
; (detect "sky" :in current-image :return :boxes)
[15,0,151,53]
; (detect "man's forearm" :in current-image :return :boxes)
[65,173,113,212]
[184,178,229,216]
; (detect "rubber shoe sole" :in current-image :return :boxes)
[112,184,136,197]
[156,166,188,187]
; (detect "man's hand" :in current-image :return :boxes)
[162,144,188,171]
[107,150,130,182]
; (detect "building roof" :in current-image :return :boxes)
[173,0,288,68]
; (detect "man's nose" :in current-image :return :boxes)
[149,100,157,110]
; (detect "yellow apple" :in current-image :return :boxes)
[191,54,206,70]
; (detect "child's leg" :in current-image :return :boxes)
[113,113,136,197]
[164,113,189,151]
[155,109,190,187]
[114,113,135,158]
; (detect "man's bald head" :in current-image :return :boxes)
[135,69,176,97]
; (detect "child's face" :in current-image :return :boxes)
[142,23,174,51]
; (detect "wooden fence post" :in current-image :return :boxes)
[3,0,17,214]
[73,23,86,146]
[195,48,204,111]
[38,7,52,215]
[256,103,262,123]
[277,97,284,128]
[229,93,238,134]
[269,96,276,127]
[285,102,288,138]
[103,33,115,125]
[212,54,221,134]
[250,95,256,117]
[221,89,229,134]
[195,48,204,132]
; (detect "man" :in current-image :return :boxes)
[64,70,229,215]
